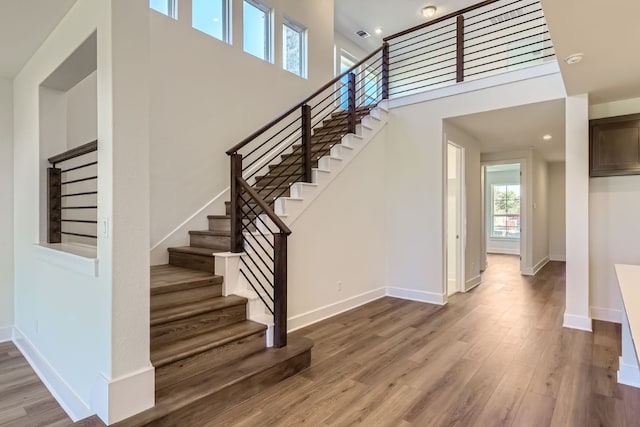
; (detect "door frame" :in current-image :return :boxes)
[444,141,466,298]
[481,158,528,274]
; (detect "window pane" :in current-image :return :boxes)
[244,1,269,61]
[150,0,177,19]
[283,24,302,76]
[193,0,227,41]
[491,183,521,238]
[339,56,354,110]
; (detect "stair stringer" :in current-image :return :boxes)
[273,101,389,225]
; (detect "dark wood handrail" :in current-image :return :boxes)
[383,0,499,42]
[226,46,384,155]
[237,177,292,235]
[48,140,98,165]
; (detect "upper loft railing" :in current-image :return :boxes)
[384,0,555,96]
[226,0,554,348]
[47,140,98,244]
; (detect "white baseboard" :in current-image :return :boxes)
[591,306,623,324]
[563,313,593,332]
[618,356,640,388]
[287,288,387,332]
[386,287,446,305]
[465,275,481,292]
[91,366,155,425]
[12,327,92,422]
[522,256,550,276]
[0,326,13,343]
[549,254,566,262]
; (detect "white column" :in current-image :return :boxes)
[619,310,640,387]
[564,94,592,331]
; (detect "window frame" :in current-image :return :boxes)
[192,0,231,44]
[243,0,274,63]
[150,0,178,20]
[490,183,521,239]
[282,17,307,78]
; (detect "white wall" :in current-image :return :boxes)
[531,150,549,270]
[66,71,97,149]
[588,96,640,324]
[548,162,565,261]
[13,0,153,422]
[149,0,335,251]
[0,78,14,332]
[443,121,482,290]
[287,126,387,329]
[385,72,565,302]
[485,167,521,255]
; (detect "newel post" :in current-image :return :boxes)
[230,154,244,253]
[456,15,465,83]
[347,72,357,134]
[273,232,288,347]
[382,42,390,100]
[47,166,62,243]
[301,104,312,183]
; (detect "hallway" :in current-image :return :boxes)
[204,255,640,426]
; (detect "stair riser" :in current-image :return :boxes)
[169,252,215,274]
[154,330,266,392]
[151,304,247,347]
[189,234,231,250]
[151,285,222,311]
[208,217,231,232]
[141,350,311,427]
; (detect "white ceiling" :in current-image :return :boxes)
[0,0,78,79]
[541,0,640,104]
[446,99,566,162]
[335,0,479,52]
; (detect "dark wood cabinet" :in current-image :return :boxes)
[590,114,640,177]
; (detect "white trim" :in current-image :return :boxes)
[563,313,593,332]
[591,306,623,324]
[0,326,13,343]
[618,356,640,388]
[465,275,482,292]
[91,366,155,425]
[549,254,566,262]
[386,287,447,305]
[522,256,549,276]
[12,327,92,421]
[389,61,560,109]
[487,248,520,255]
[287,288,387,332]
[35,243,98,277]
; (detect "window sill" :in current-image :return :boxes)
[489,236,521,241]
[35,243,99,278]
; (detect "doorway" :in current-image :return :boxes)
[447,143,465,296]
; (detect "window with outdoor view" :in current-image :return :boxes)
[283,19,306,77]
[491,184,520,238]
[243,0,272,62]
[193,0,230,43]
[150,0,178,19]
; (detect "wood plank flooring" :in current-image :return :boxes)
[0,341,71,427]
[3,255,640,426]
[202,255,640,427]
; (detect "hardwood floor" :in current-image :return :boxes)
[3,255,640,426]
[0,341,71,427]
[202,255,640,427]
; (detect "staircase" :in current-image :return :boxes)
[107,107,378,426]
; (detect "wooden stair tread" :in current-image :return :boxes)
[151,295,247,326]
[207,215,230,220]
[150,265,222,295]
[188,230,231,237]
[117,336,312,426]
[151,320,267,367]
[167,246,225,256]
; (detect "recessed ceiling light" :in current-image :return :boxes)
[565,53,584,65]
[543,134,552,141]
[422,6,437,18]
[374,27,383,35]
